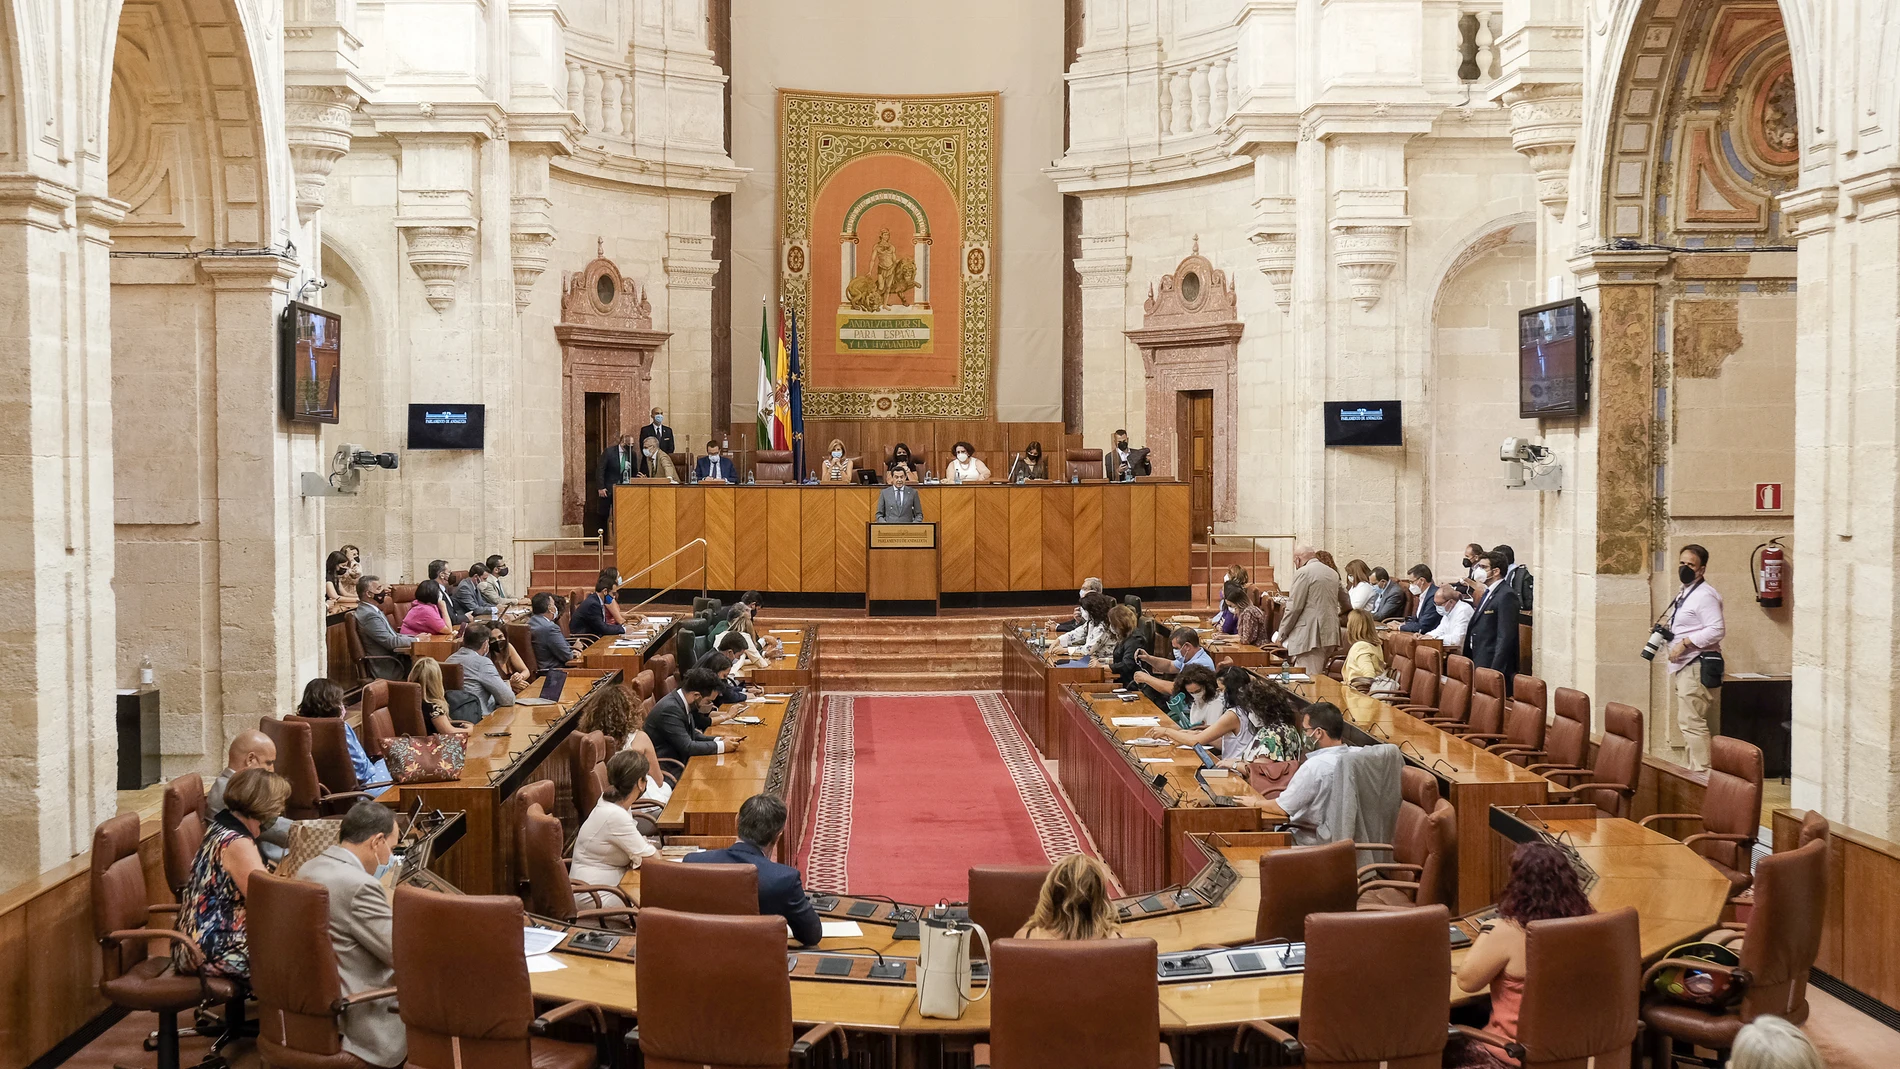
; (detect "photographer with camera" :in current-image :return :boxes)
[1645,544,1725,771]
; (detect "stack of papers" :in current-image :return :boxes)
[1112,716,1161,728]
[523,927,565,955]
[1125,737,1170,746]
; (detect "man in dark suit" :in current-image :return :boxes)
[695,438,738,482]
[1465,551,1520,692]
[596,433,636,523]
[527,593,579,672]
[873,481,923,522]
[638,407,675,456]
[683,792,822,947]
[647,667,741,765]
[352,575,413,679]
[450,562,490,621]
[569,570,625,639]
[1369,567,1408,621]
[1102,429,1152,481]
[1397,564,1442,634]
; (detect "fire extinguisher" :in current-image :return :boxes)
[1752,538,1786,608]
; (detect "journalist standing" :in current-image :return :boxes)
[1665,544,1725,771]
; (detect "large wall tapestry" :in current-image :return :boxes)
[778,91,998,420]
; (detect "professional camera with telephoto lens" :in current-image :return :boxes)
[1640,623,1673,661]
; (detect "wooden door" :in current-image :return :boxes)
[1180,390,1214,542]
[584,392,620,535]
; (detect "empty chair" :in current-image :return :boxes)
[1254,839,1358,943]
[381,678,431,738]
[1640,737,1764,892]
[521,802,638,926]
[259,717,372,820]
[1390,645,1442,715]
[1482,685,1550,763]
[248,871,399,1069]
[1794,809,1829,848]
[391,885,608,1069]
[1524,687,1591,775]
[1640,836,1827,1066]
[1446,667,1506,741]
[1240,906,1452,1069]
[1358,767,1457,908]
[162,773,209,900]
[1417,676,1472,731]
[1543,702,1644,818]
[638,858,759,916]
[569,730,609,821]
[630,669,656,702]
[1064,448,1103,482]
[977,938,1172,1069]
[752,450,796,483]
[91,813,244,1069]
[633,909,845,1067]
[512,779,556,895]
[1455,908,1641,1069]
[967,864,1051,953]
[1445,653,1474,691]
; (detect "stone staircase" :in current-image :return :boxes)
[794,616,1015,693]
[529,548,617,595]
[1189,545,1281,602]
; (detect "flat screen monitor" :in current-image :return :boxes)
[1518,297,1591,418]
[407,403,486,450]
[279,300,341,424]
[1324,400,1403,447]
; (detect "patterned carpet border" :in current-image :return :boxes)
[971,692,1087,864]
[802,693,857,894]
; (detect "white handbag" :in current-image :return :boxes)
[915,915,992,1019]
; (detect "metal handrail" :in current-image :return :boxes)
[614,538,709,601]
[512,531,607,575]
[1204,529,1298,596]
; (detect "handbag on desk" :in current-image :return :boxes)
[276,819,342,878]
[385,735,467,784]
[916,916,992,1020]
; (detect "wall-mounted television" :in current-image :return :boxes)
[279,300,341,424]
[1324,400,1403,447]
[1519,297,1591,419]
[408,404,486,450]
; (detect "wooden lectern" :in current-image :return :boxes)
[866,522,938,616]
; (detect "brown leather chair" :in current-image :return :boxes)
[1389,645,1441,714]
[633,908,845,1068]
[1445,652,1473,691]
[754,450,796,483]
[522,803,638,926]
[91,813,243,1069]
[1544,702,1643,818]
[289,715,389,802]
[638,859,759,916]
[504,621,536,678]
[1064,447,1104,482]
[249,871,396,1069]
[260,717,373,821]
[967,864,1050,953]
[630,669,656,702]
[1640,737,1764,892]
[1480,678,1549,762]
[1358,767,1457,908]
[1524,687,1590,775]
[342,622,406,689]
[356,682,397,760]
[1417,676,1472,731]
[1640,837,1827,1064]
[391,885,608,1069]
[1456,907,1641,1069]
[372,678,430,737]
[1241,906,1451,1068]
[1254,840,1358,943]
[1795,809,1829,848]
[513,780,556,895]
[162,773,209,899]
[978,938,1172,1069]
[568,730,608,822]
[440,661,465,694]
[1446,667,1506,740]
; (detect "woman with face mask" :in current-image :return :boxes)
[945,440,991,483]
[821,437,852,482]
[886,442,917,484]
[1009,439,1048,481]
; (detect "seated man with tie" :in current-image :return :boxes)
[695,439,737,482]
[1103,429,1152,482]
[874,479,923,523]
[682,792,822,947]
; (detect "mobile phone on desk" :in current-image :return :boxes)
[484,730,510,737]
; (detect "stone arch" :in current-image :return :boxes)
[318,236,404,567]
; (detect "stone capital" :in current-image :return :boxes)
[285,85,362,223]
[1331,224,1407,311]
[1843,167,1900,222]
[396,222,477,311]
[1779,184,1841,237]
[1568,247,1673,290]
[1500,82,1582,218]
[196,253,299,291]
[0,175,78,231]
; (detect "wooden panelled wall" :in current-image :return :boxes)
[725,420,1084,473]
[1773,808,1900,1012]
[615,483,1192,595]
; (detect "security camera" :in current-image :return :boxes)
[1500,437,1562,492]
[300,443,399,497]
[347,448,400,471]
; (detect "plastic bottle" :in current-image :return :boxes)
[139,654,155,689]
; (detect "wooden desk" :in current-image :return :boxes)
[749,625,817,690]
[655,688,820,864]
[383,669,620,895]
[577,617,679,675]
[999,628,1109,753]
[867,523,939,615]
[614,482,1191,600]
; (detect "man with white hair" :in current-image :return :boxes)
[1272,543,1342,679]
[1054,577,1106,645]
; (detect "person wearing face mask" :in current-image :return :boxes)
[1102,429,1152,481]
[1396,564,1442,634]
[639,406,675,456]
[885,442,919,484]
[818,437,854,482]
[1275,701,1350,846]
[945,440,990,483]
[1052,577,1105,639]
[1426,583,1475,652]
[1008,440,1048,482]
[695,438,737,482]
[1663,544,1725,771]
[636,433,679,482]
[352,574,414,679]
[295,799,407,1069]
[478,554,523,609]
[1271,543,1343,679]
[1369,566,1408,621]
[597,432,638,526]
[1459,542,1489,589]
[1464,551,1521,691]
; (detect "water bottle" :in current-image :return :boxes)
[139,654,155,689]
[807,470,817,484]
[1070,471,1079,485]
[688,466,699,484]
[746,471,755,485]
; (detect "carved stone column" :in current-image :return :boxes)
[510,144,558,312]
[556,247,671,526]
[284,86,360,224]
[1244,146,1297,312]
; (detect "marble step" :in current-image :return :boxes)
[818,652,1005,675]
[819,667,1003,692]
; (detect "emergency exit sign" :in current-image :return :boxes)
[1755,483,1783,511]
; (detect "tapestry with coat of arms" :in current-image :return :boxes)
[778,90,998,420]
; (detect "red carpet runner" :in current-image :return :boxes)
[798,693,1095,904]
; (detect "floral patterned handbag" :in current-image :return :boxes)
[384,735,467,784]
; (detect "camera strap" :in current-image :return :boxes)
[1662,579,1704,629]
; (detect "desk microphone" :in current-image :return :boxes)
[1397,739,1423,760]
[1366,722,1389,739]
[1430,757,1460,775]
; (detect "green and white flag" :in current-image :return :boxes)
[755,297,775,449]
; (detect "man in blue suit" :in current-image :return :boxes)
[694,439,738,482]
[683,792,822,946]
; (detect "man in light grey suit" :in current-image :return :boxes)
[446,628,516,719]
[1272,542,1343,679]
[297,801,405,1069]
[874,481,924,523]
[352,574,412,680]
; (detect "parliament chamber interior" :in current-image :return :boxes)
[6,1,1900,1068]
